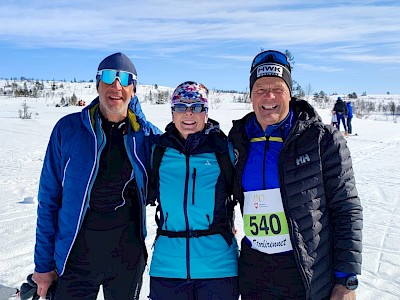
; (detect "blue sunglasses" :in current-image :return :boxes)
[172,102,207,113]
[251,50,290,71]
[97,69,137,87]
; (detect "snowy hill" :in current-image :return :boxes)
[0,80,400,299]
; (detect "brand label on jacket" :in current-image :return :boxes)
[243,188,293,254]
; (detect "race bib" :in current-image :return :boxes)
[243,188,293,254]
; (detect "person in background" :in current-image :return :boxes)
[228,50,363,300]
[332,96,348,135]
[346,101,354,134]
[148,81,239,300]
[331,111,338,129]
[32,52,161,300]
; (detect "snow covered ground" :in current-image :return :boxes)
[0,86,400,299]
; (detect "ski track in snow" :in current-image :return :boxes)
[346,132,400,299]
[350,135,400,164]
[1,96,400,299]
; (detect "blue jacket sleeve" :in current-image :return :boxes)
[34,123,63,273]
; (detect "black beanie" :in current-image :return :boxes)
[96,52,137,90]
[249,50,292,95]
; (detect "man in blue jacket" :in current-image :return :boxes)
[229,50,362,300]
[346,101,354,134]
[32,52,161,299]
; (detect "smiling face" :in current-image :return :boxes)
[251,77,291,130]
[97,78,134,122]
[172,101,208,140]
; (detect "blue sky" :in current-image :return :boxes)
[1,0,399,94]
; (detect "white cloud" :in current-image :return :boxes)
[1,1,399,50]
[0,0,399,89]
[297,63,342,72]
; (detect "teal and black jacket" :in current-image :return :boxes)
[148,119,239,279]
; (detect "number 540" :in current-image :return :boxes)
[249,214,281,236]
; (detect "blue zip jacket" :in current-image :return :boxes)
[242,109,294,192]
[149,119,238,279]
[346,102,353,118]
[34,96,161,275]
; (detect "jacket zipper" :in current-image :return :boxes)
[192,168,197,205]
[164,212,169,230]
[61,110,98,276]
[262,136,270,190]
[131,136,149,244]
[278,122,310,299]
[183,156,191,280]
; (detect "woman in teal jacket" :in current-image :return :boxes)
[148,81,239,300]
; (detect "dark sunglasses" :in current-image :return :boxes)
[251,50,290,71]
[96,69,137,87]
[172,102,207,113]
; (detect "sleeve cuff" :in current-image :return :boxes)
[335,271,357,278]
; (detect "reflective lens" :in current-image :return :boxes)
[251,50,290,70]
[97,69,136,86]
[172,102,207,113]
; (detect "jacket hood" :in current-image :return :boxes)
[290,98,322,124]
[81,95,150,132]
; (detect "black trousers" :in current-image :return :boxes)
[346,117,353,134]
[55,221,145,300]
[336,113,347,132]
[239,240,306,300]
[149,276,239,300]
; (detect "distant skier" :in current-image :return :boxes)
[346,101,354,134]
[331,111,338,129]
[332,96,348,135]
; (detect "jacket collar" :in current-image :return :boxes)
[83,96,141,132]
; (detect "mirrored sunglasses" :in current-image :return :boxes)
[97,69,137,87]
[172,102,207,113]
[251,50,290,71]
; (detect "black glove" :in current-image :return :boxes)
[19,274,56,300]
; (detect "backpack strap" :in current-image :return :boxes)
[147,145,166,207]
[215,151,234,198]
[215,149,238,228]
